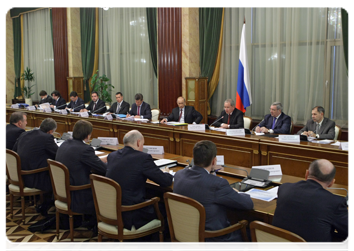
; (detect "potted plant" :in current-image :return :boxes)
[21,67,36,106]
[90,70,114,104]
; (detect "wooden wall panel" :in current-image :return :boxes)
[52,8,69,100]
[158,8,182,117]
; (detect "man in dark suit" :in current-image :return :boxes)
[6,112,27,149]
[80,92,107,114]
[173,140,254,242]
[108,92,130,114]
[38,90,53,104]
[256,102,291,134]
[297,106,335,139]
[213,99,244,129]
[272,159,348,241]
[55,120,107,225]
[66,91,85,112]
[126,93,152,119]
[160,96,203,124]
[105,130,173,230]
[50,90,67,109]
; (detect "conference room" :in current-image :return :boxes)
[5,6,348,247]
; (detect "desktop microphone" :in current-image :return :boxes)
[327,187,348,204]
[70,103,85,112]
[210,116,224,127]
[251,118,264,131]
[91,105,106,114]
[55,103,68,109]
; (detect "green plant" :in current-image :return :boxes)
[90,70,114,103]
[21,67,36,98]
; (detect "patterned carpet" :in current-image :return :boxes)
[6,194,101,242]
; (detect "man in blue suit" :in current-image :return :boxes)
[126,93,152,120]
[256,102,291,134]
[173,140,254,242]
[66,91,85,112]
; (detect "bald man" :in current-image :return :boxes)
[105,130,173,231]
[272,159,348,241]
[160,96,203,124]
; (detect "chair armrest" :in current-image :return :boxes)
[121,197,160,212]
[69,183,91,191]
[204,220,248,239]
[21,166,49,175]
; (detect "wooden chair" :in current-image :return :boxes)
[243,116,252,130]
[90,174,164,242]
[334,125,342,141]
[250,221,306,242]
[151,109,160,121]
[6,149,48,223]
[47,159,90,241]
[163,192,249,242]
[290,121,294,134]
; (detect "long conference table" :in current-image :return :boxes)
[6,107,348,187]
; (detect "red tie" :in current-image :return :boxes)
[137,106,140,116]
[227,114,230,124]
[178,109,183,122]
[93,103,96,111]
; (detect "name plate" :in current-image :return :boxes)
[216,155,225,165]
[226,129,245,136]
[104,114,113,120]
[143,145,164,154]
[188,124,205,131]
[26,105,36,111]
[43,107,52,113]
[278,135,300,143]
[60,109,68,115]
[252,164,282,176]
[98,137,118,145]
[11,104,19,109]
[79,112,89,117]
[340,142,348,151]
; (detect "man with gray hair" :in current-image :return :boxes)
[105,130,173,234]
[272,159,348,241]
[213,99,244,129]
[6,111,27,149]
[256,102,291,134]
[297,106,335,139]
[13,118,59,215]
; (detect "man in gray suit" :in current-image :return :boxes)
[297,106,335,139]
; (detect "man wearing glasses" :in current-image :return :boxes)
[255,102,291,134]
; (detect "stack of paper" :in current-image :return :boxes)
[154,159,177,169]
[244,186,279,202]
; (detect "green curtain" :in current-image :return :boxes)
[341,8,348,74]
[10,8,40,18]
[199,8,223,81]
[80,8,96,102]
[12,17,22,98]
[146,8,158,77]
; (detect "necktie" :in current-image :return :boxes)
[116,103,120,113]
[271,117,276,129]
[178,109,183,122]
[93,102,96,111]
[137,106,140,116]
[316,123,320,134]
[227,114,230,124]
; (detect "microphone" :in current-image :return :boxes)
[70,103,85,112]
[55,103,67,109]
[210,116,224,127]
[91,105,106,114]
[251,118,264,131]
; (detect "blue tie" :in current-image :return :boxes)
[271,117,276,129]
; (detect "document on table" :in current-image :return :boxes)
[95,151,105,155]
[244,187,279,202]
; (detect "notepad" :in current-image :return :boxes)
[154,159,177,168]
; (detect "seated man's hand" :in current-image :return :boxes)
[255,126,261,133]
[134,115,141,118]
[80,109,87,112]
[302,131,309,136]
[126,113,131,118]
[160,118,167,123]
[50,105,54,108]
[307,131,316,137]
[260,127,269,133]
[220,123,229,129]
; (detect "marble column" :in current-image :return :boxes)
[181,8,200,99]
[6,11,15,104]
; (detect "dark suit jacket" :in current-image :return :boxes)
[167,106,203,124]
[13,129,58,192]
[258,113,291,134]
[272,180,348,242]
[174,165,254,242]
[39,95,53,104]
[51,97,67,109]
[128,102,152,119]
[86,99,107,113]
[66,97,85,112]
[55,139,107,215]
[108,100,130,114]
[106,146,173,229]
[213,109,244,129]
[297,117,335,139]
[6,124,25,150]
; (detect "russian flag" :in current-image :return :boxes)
[236,23,252,113]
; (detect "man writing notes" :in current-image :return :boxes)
[105,130,173,231]
[213,99,244,129]
[66,91,85,112]
[80,92,107,113]
[126,93,152,119]
[50,90,66,109]
[272,159,348,241]
[256,102,291,134]
[160,96,203,124]
[6,112,27,149]
[297,106,335,139]
[38,90,53,104]
[108,92,130,114]
[173,140,254,242]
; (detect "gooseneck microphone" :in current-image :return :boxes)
[210,116,224,127]
[251,118,264,131]
[91,105,106,114]
[71,103,85,111]
[55,103,67,109]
